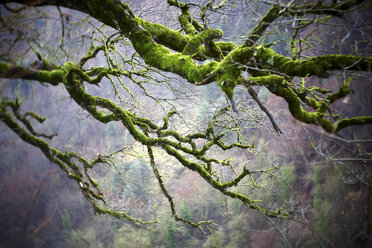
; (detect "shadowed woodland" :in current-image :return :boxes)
[0,0,372,247]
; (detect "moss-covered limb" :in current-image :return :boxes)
[93,205,157,229]
[244,75,372,133]
[135,17,188,53]
[186,132,208,140]
[335,116,372,132]
[211,47,254,97]
[5,0,370,86]
[160,109,177,130]
[205,41,224,61]
[242,5,281,47]
[28,42,61,70]
[215,139,255,151]
[0,62,64,85]
[292,88,329,113]
[64,77,231,159]
[64,80,169,146]
[251,46,372,77]
[24,111,46,123]
[191,18,204,32]
[129,30,218,83]
[182,29,223,56]
[227,190,290,218]
[127,19,220,84]
[200,0,229,27]
[157,129,213,156]
[166,0,190,10]
[284,0,367,17]
[0,103,56,157]
[198,157,232,169]
[244,75,335,130]
[79,42,105,67]
[163,144,226,189]
[3,100,57,139]
[167,0,197,36]
[326,80,354,104]
[172,3,222,67]
[0,103,98,197]
[242,0,366,47]
[161,143,267,218]
[182,40,235,62]
[64,81,119,124]
[157,129,216,156]
[215,41,237,56]
[166,0,204,32]
[220,167,251,188]
[179,8,196,35]
[156,127,250,161]
[4,0,219,84]
[290,84,342,118]
[147,144,213,234]
[175,40,237,62]
[65,78,251,172]
[0,101,158,225]
[67,59,135,86]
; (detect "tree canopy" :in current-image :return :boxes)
[1,0,371,236]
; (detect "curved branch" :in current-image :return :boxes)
[0,62,63,85]
[244,75,372,133]
[243,0,367,47]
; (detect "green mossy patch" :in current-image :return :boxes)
[129,30,217,83]
[136,17,188,52]
[182,29,223,55]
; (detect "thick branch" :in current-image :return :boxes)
[0,62,63,85]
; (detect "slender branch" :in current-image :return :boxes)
[246,85,282,134]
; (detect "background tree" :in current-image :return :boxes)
[0,0,371,247]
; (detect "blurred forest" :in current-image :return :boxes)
[0,0,371,247]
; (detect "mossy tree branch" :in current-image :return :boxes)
[0,100,158,228]
[243,75,372,133]
[243,0,367,47]
[1,41,287,225]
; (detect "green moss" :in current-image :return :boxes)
[217,78,236,98]
[246,75,338,132]
[182,29,223,56]
[242,6,281,47]
[336,116,372,132]
[129,30,217,83]
[0,62,63,85]
[255,47,372,77]
[179,14,196,36]
[37,70,64,84]
[136,17,188,52]
[213,48,247,98]
[215,41,237,54]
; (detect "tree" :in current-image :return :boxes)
[0,0,371,233]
